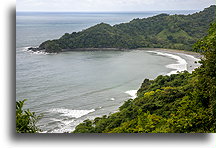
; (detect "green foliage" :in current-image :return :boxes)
[193,22,216,132]
[38,5,215,53]
[73,23,216,133]
[39,40,62,53]
[16,99,41,133]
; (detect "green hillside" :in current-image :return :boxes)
[73,23,216,133]
[29,5,216,53]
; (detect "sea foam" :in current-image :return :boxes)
[21,46,53,55]
[47,115,97,133]
[125,90,137,99]
[21,46,32,52]
[110,98,115,101]
[147,51,187,75]
[49,108,95,118]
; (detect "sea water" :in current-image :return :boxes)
[16,11,197,133]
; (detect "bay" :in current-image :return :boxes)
[16,10,196,133]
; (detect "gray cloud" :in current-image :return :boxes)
[16,0,215,11]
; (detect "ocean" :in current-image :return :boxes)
[16,10,198,133]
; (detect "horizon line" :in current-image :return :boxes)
[16,9,199,13]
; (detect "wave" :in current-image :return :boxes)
[147,51,187,75]
[48,108,95,118]
[49,118,92,133]
[20,46,54,55]
[125,90,137,99]
[30,50,51,55]
[50,118,75,126]
[46,114,97,133]
[21,46,32,51]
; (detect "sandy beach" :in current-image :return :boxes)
[137,48,202,74]
[157,49,202,73]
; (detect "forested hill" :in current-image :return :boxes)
[73,22,216,133]
[29,5,215,53]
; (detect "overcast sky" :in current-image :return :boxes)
[16,0,215,12]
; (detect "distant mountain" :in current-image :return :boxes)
[29,5,215,53]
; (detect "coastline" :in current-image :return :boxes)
[62,47,202,73]
[28,46,202,74]
[138,48,202,74]
[148,48,202,73]
[124,48,201,101]
[136,48,202,59]
[61,47,202,58]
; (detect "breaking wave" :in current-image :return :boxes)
[48,108,95,118]
[125,90,137,99]
[147,51,187,75]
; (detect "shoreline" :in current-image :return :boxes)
[148,48,202,73]
[28,46,202,59]
[61,47,202,58]
[27,46,202,73]
[27,46,202,74]
[136,48,202,59]
[62,47,202,73]
[124,48,202,101]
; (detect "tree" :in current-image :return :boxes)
[16,99,41,133]
[193,22,216,132]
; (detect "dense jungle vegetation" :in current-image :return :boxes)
[73,22,216,133]
[33,5,215,53]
